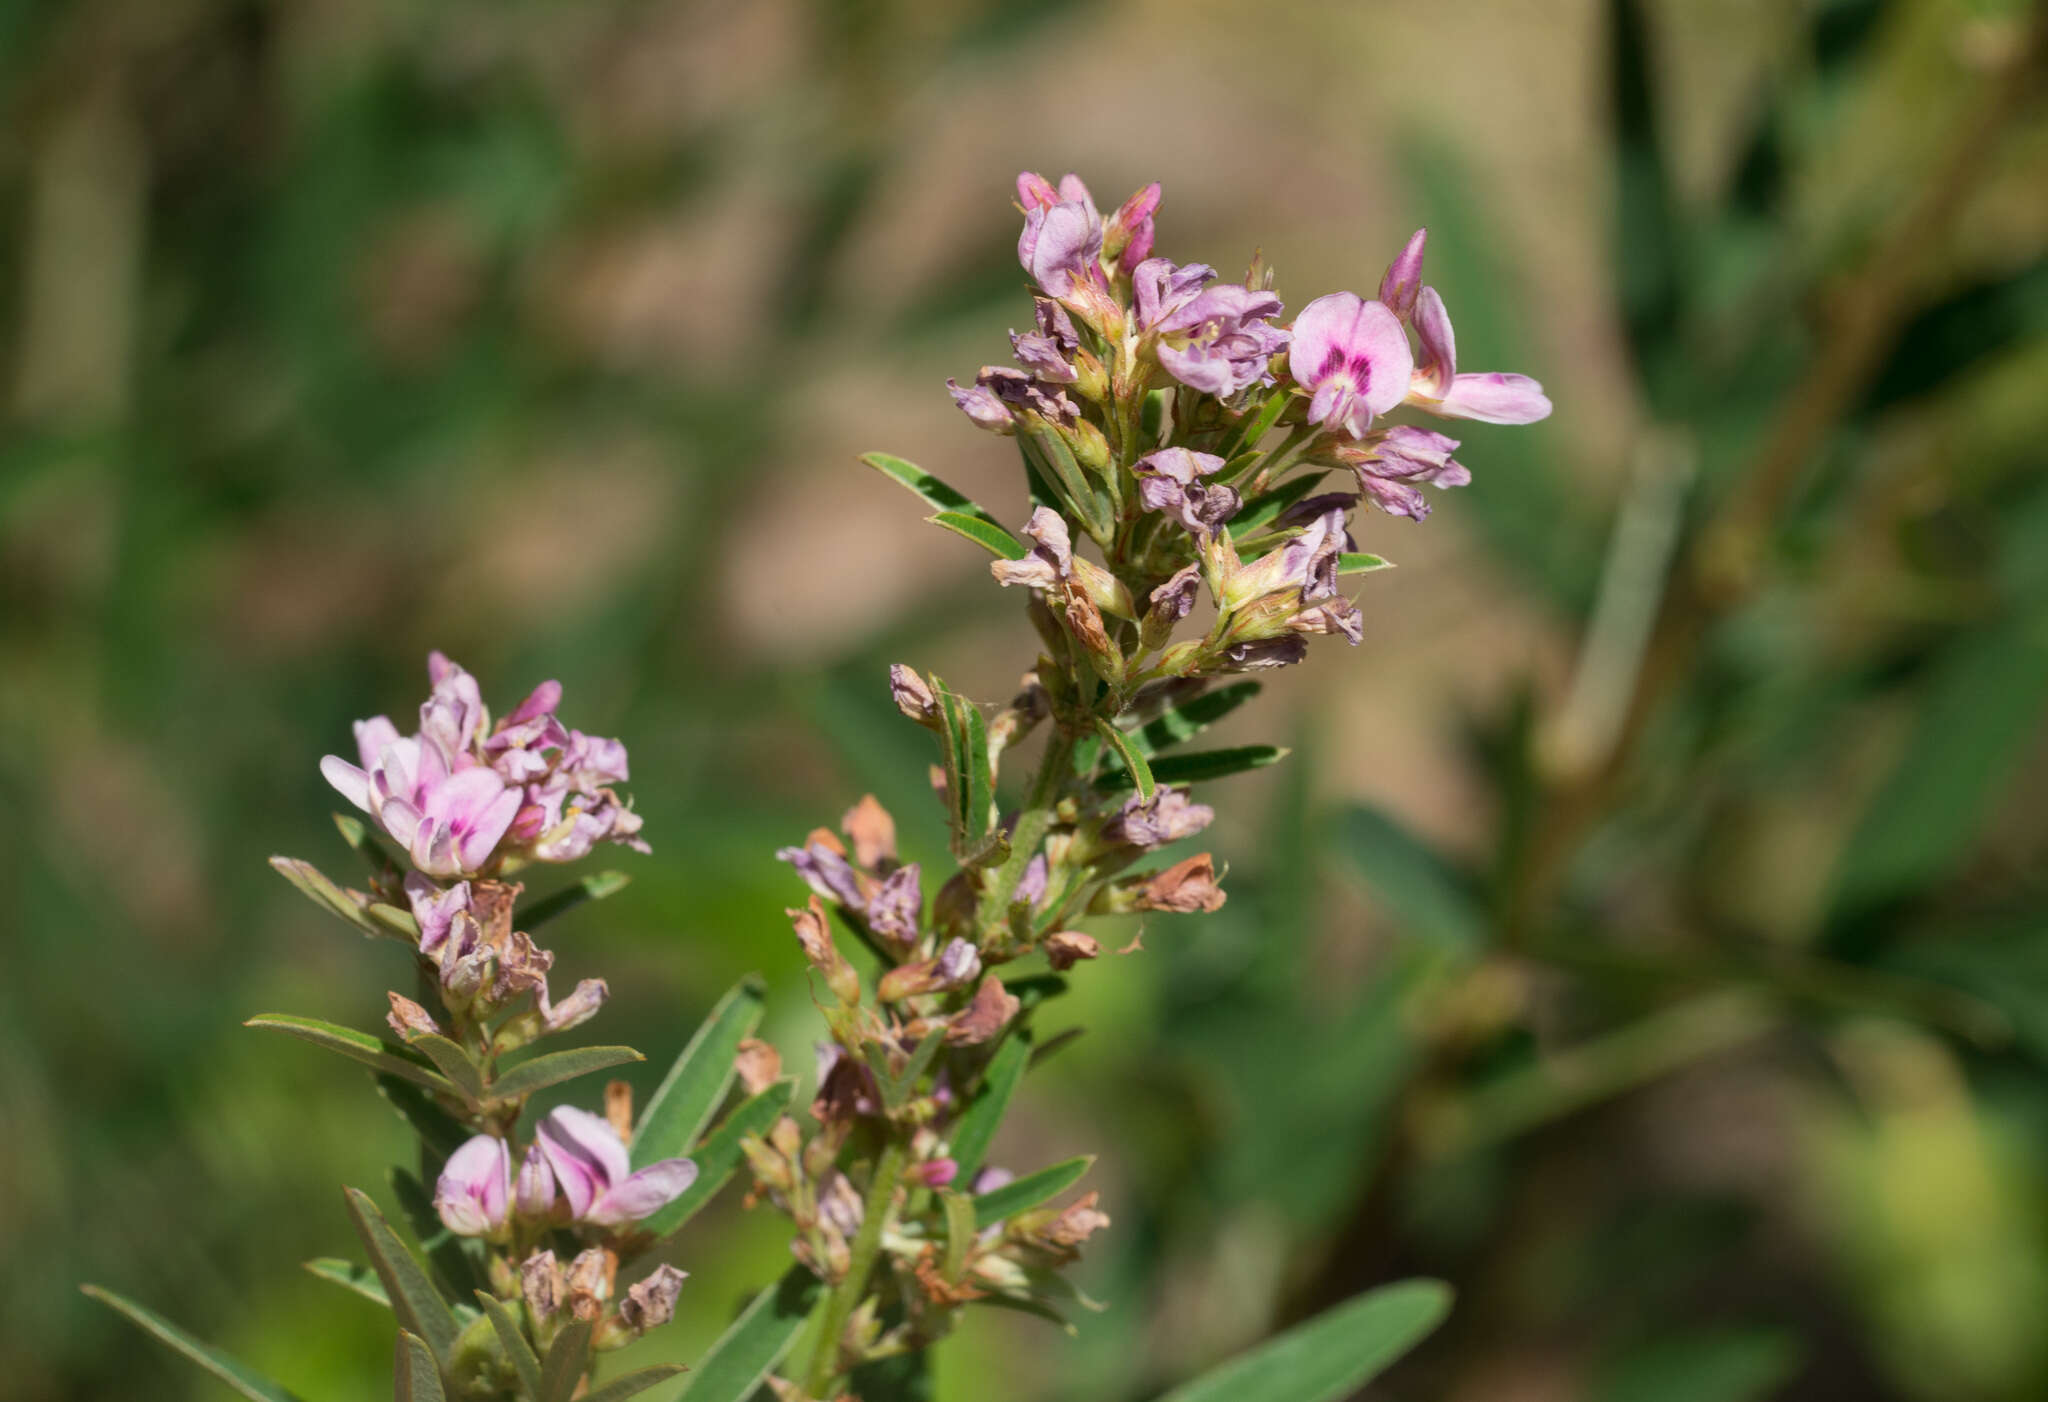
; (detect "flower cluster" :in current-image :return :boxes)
[434,1106,697,1240]
[323,652,646,881]
[947,171,1550,695]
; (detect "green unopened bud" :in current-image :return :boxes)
[1070,420,1111,477]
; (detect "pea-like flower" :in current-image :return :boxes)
[434,1134,512,1237]
[1290,291,1414,439]
[1406,284,1552,424]
[322,726,520,880]
[532,1106,699,1229]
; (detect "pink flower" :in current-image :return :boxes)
[435,1135,512,1237]
[534,1106,698,1229]
[1406,287,1552,424]
[1016,172,1103,301]
[321,730,520,880]
[1291,292,1414,439]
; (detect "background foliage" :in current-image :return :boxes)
[4,0,2046,1399]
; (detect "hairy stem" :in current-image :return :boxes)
[802,1137,910,1396]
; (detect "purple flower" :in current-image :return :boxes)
[323,734,521,880]
[1221,636,1309,670]
[515,1145,556,1219]
[1405,287,1552,424]
[1106,182,1161,271]
[435,1135,512,1237]
[866,863,923,947]
[1147,563,1205,629]
[1010,300,1080,384]
[1338,426,1472,520]
[420,653,486,762]
[1135,449,1239,538]
[535,1106,698,1229]
[404,873,472,956]
[619,1264,688,1332]
[1227,503,1348,608]
[1155,283,1289,397]
[777,836,865,908]
[990,508,1073,591]
[1103,788,1215,849]
[1378,228,1428,320]
[1016,170,1103,301]
[1291,292,1414,438]
[935,937,982,985]
[947,378,1015,433]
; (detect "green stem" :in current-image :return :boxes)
[977,728,1078,938]
[801,1137,910,1396]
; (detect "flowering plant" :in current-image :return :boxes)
[86,169,1547,1402]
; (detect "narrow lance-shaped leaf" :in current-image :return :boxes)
[1230,474,1329,536]
[537,1318,592,1402]
[1093,715,1155,802]
[81,1286,309,1402]
[635,975,767,1165]
[1337,551,1393,575]
[245,1015,450,1095]
[580,1365,690,1402]
[949,1031,1031,1181]
[518,871,632,930]
[393,1330,447,1402]
[488,1045,643,1104]
[304,1257,391,1309]
[1150,1279,1452,1402]
[928,511,1028,560]
[1097,746,1289,791]
[402,1034,487,1104]
[642,1080,796,1242]
[972,1155,1094,1228]
[476,1293,544,1402]
[343,1187,461,1366]
[674,1267,823,1402]
[860,451,1006,526]
[269,856,409,942]
[941,1190,978,1282]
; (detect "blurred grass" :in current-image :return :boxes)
[4,1,2048,1401]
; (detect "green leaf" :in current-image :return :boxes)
[537,1319,592,1402]
[1859,258,2048,416]
[1075,682,1263,771]
[941,1190,978,1282]
[1151,1279,1451,1402]
[581,1366,689,1402]
[1334,804,1489,952]
[403,1034,487,1104]
[344,1187,461,1366]
[864,1026,948,1111]
[1608,0,1683,388]
[304,1257,390,1309]
[269,856,410,941]
[949,1032,1031,1181]
[245,1014,450,1094]
[674,1267,822,1402]
[1096,745,1289,791]
[1827,603,2048,932]
[1593,1327,1800,1402]
[477,1293,545,1402]
[488,1045,643,1104]
[642,1080,796,1240]
[393,1331,447,1402]
[82,1286,309,1402]
[635,976,767,1166]
[972,1155,1093,1228]
[1093,715,1154,802]
[860,451,1004,527]
[1230,474,1329,536]
[927,511,1027,560]
[1337,552,1393,575]
[518,871,632,929]
[1022,426,1113,541]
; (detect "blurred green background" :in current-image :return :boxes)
[4,0,2046,1399]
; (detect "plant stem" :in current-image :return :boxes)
[977,728,1077,938]
[801,1137,910,1397]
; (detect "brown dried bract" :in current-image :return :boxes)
[734,1036,783,1094]
[947,974,1020,1045]
[1139,853,1226,913]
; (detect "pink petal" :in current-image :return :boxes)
[587,1158,699,1227]
[320,756,372,811]
[1379,229,1428,318]
[537,1106,631,1220]
[1435,373,1553,425]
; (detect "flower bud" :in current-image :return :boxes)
[890,665,942,728]
[617,1264,687,1335]
[515,1145,557,1220]
[386,991,442,1041]
[566,1248,613,1322]
[946,975,1020,1045]
[521,1250,565,1322]
[788,896,861,1007]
